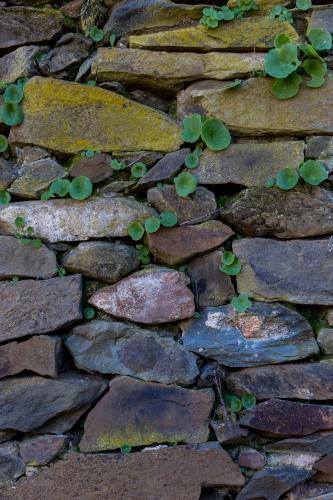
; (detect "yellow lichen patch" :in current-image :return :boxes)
[9,77,182,154]
[129,17,298,51]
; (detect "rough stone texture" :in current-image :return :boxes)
[20,435,69,466]
[220,186,333,239]
[0,7,63,50]
[147,185,217,225]
[192,141,304,187]
[9,77,182,154]
[227,363,333,401]
[177,75,333,136]
[265,431,333,459]
[0,159,17,191]
[0,443,25,483]
[0,275,82,342]
[187,250,235,307]
[0,372,107,433]
[238,449,265,470]
[8,158,67,199]
[137,148,189,187]
[234,238,333,305]
[0,444,244,499]
[146,221,233,266]
[0,335,64,379]
[314,454,333,474]
[89,267,195,324]
[211,420,250,446]
[286,482,333,499]
[306,135,333,159]
[0,235,57,279]
[237,466,313,500]
[240,399,333,437]
[0,46,47,84]
[62,241,139,283]
[308,6,333,34]
[61,0,83,18]
[69,153,112,183]
[317,328,333,355]
[181,303,318,368]
[0,197,156,243]
[92,48,264,94]
[129,17,298,51]
[66,320,199,385]
[79,376,214,452]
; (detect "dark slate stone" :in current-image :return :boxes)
[0,442,25,483]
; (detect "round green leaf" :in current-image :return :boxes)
[231,293,252,313]
[230,396,242,413]
[193,145,203,157]
[299,159,328,185]
[111,159,125,170]
[222,251,235,266]
[50,179,71,197]
[3,84,24,104]
[85,149,95,157]
[182,114,202,143]
[276,167,299,190]
[120,444,131,454]
[220,257,242,276]
[221,7,235,20]
[31,239,42,249]
[128,221,144,241]
[201,117,231,151]
[131,162,147,178]
[159,211,177,227]
[264,45,300,78]
[206,18,219,28]
[89,26,104,42]
[271,72,302,99]
[302,58,327,87]
[69,176,93,200]
[84,307,96,320]
[174,172,197,197]
[0,191,10,205]
[0,102,24,126]
[296,0,312,10]
[40,191,52,201]
[184,152,200,169]
[308,28,332,51]
[15,216,26,228]
[144,216,161,233]
[16,78,29,91]
[274,34,291,48]
[0,134,8,152]
[242,393,256,409]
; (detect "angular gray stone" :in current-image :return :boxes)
[137,148,189,188]
[220,186,333,239]
[192,141,304,187]
[265,431,333,456]
[308,6,333,34]
[227,363,333,400]
[0,45,48,84]
[20,435,69,466]
[0,442,25,483]
[181,303,318,368]
[0,158,17,191]
[0,235,57,279]
[0,197,156,242]
[317,328,333,355]
[69,153,113,184]
[306,135,333,159]
[62,241,139,283]
[234,238,333,305]
[0,275,82,342]
[66,320,199,385]
[0,372,107,433]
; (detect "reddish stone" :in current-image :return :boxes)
[69,153,112,184]
[61,0,83,18]
[20,434,69,466]
[238,449,265,470]
[313,454,333,474]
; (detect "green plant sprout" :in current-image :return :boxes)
[111,159,126,171]
[225,392,256,413]
[136,244,151,265]
[42,176,93,201]
[87,26,104,42]
[127,211,178,241]
[267,159,328,190]
[14,216,42,249]
[296,0,312,10]
[144,216,160,233]
[84,307,96,320]
[174,172,197,197]
[0,191,11,205]
[81,149,101,157]
[110,33,116,47]
[182,114,231,151]
[58,266,66,277]
[0,81,25,126]
[200,0,257,29]
[268,5,293,23]
[0,135,8,153]
[231,293,253,313]
[131,162,147,179]
[219,251,242,276]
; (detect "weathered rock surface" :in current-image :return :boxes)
[20,435,69,466]
[0,444,244,499]
[227,363,333,400]
[89,267,195,324]
[306,135,333,159]
[238,449,265,470]
[147,185,217,225]
[69,153,112,183]
[0,7,63,50]
[0,235,57,279]
[0,442,25,483]
[146,221,233,266]
[9,77,182,154]
[0,45,47,84]
[92,48,264,94]
[187,250,235,307]
[313,454,333,474]
[234,238,333,305]
[66,320,199,385]
[318,328,333,355]
[286,482,333,499]
[62,241,139,283]
[0,335,64,379]
[308,6,333,34]
[0,275,82,342]
[177,75,333,136]
[192,141,304,187]
[0,159,17,191]
[0,372,107,433]
[137,148,189,187]
[129,17,298,51]
[265,431,333,455]
[79,376,214,451]
[181,303,318,367]
[220,186,333,239]
[211,420,250,446]
[0,197,156,242]
[240,399,333,437]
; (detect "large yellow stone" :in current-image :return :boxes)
[9,77,182,154]
[177,74,333,136]
[129,17,298,51]
[91,48,264,94]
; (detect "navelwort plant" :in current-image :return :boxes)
[127,211,178,241]
[225,392,256,413]
[268,5,293,23]
[200,0,257,29]
[231,293,253,313]
[264,29,332,99]
[14,216,42,249]
[41,176,93,201]
[267,159,328,190]
[220,251,242,276]
[0,80,26,127]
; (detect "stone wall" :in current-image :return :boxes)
[0,0,333,499]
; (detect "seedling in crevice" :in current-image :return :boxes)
[42,176,93,201]
[136,244,151,265]
[220,251,242,276]
[127,211,178,241]
[84,307,96,320]
[267,159,328,190]
[231,293,253,313]
[14,216,42,249]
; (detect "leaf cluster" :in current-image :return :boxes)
[127,211,178,241]
[200,0,257,29]
[268,5,293,23]
[0,79,26,127]
[231,293,253,313]
[225,392,256,413]
[267,159,328,190]
[219,251,242,276]
[14,216,42,249]
[41,176,93,201]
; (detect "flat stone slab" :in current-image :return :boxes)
[234,238,333,305]
[220,186,333,239]
[192,141,304,187]
[89,267,195,324]
[0,275,82,342]
[0,197,156,242]
[265,431,333,455]
[66,320,199,385]
[9,77,182,154]
[79,376,214,452]
[0,444,244,500]
[227,363,333,400]
[20,434,68,466]
[91,48,264,94]
[177,75,333,136]
[308,6,333,34]
[0,235,57,279]
[0,45,44,84]
[137,148,189,187]
[0,443,25,484]
[181,303,318,368]
[129,17,298,51]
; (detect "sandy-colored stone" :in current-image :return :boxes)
[0,46,47,84]
[9,77,182,154]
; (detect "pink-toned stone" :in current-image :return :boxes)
[20,434,69,465]
[89,266,195,324]
[238,449,266,470]
[69,153,113,184]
